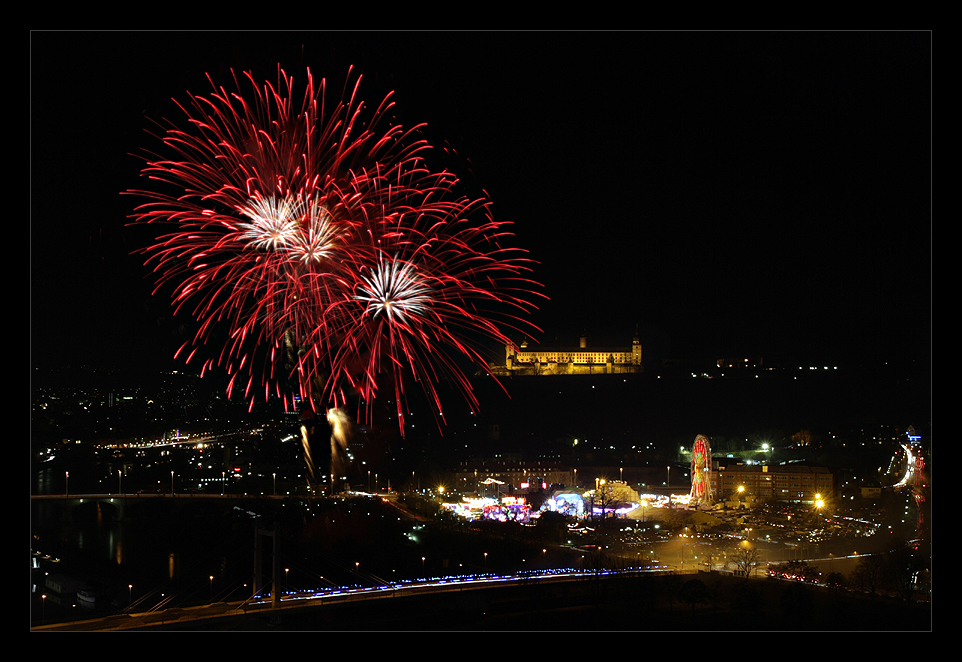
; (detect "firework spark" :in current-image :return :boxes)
[356,257,432,325]
[128,65,542,441]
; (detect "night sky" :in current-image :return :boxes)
[30,31,931,377]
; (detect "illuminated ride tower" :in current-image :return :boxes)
[908,428,927,543]
[689,434,713,508]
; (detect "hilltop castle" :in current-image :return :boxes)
[491,335,643,376]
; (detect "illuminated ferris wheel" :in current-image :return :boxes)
[689,434,712,507]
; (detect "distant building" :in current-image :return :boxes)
[710,460,833,505]
[493,335,643,376]
[454,460,574,496]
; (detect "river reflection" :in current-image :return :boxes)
[30,491,267,626]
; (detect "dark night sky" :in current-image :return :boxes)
[30,30,931,376]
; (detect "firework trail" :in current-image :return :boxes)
[326,407,352,493]
[299,420,317,484]
[127,65,542,443]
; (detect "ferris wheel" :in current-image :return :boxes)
[690,434,713,507]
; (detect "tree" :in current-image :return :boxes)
[701,544,723,572]
[732,543,761,578]
[850,554,886,596]
[589,479,617,521]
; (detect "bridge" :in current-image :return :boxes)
[30,565,686,631]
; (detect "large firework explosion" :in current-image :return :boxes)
[127,65,541,439]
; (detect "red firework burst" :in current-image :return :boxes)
[126,65,542,432]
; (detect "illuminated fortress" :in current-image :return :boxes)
[493,335,643,376]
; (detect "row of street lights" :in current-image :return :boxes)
[63,470,177,496]
[61,469,287,498]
